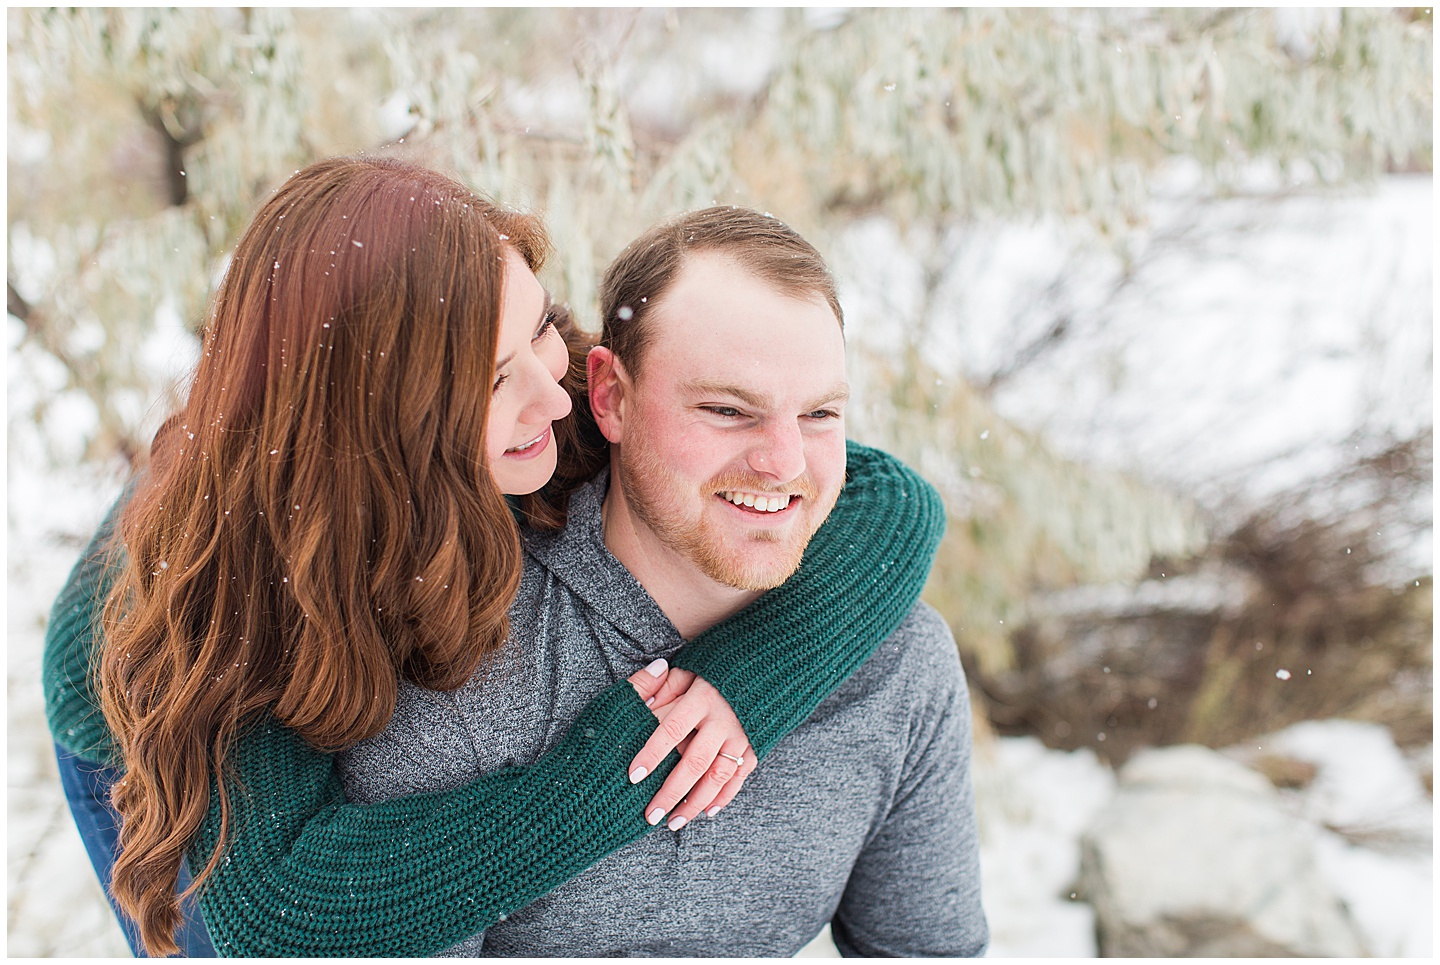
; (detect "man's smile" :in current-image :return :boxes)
[716,490,800,515]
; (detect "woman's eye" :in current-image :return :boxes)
[492,373,508,394]
[533,310,556,342]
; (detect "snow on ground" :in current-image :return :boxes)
[979,726,1432,957]
[8,178,1431,955]
[1253,719,1434,957]
[974,737,1114,956]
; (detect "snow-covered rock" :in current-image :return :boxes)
[976,736,1115,957]
[1237,719,1434,957]
[1079,744,1366,957]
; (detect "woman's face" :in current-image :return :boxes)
[487,248,573,495]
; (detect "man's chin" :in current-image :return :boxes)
[692,534,810,592]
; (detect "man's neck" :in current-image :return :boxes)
[600,477,761,641]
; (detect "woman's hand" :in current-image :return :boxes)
[625,660,755,831]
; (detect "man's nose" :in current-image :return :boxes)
[746,421,806,483]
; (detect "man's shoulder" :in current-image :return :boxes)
[823,599,968,720]
[891,599,959,652]
[870,600,964,681]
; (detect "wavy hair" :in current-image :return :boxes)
[98,156,549,954]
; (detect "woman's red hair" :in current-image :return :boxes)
[98,156,549,954]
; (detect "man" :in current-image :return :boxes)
[339,207,988,956]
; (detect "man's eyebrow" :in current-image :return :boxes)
[494,292,553,372]
[803,383,851,411]
[681,378,850,411]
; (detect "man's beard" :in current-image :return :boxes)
[616,438,836,592]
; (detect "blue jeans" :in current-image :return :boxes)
[54,743,216,957]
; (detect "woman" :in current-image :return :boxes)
[44,156,946,956]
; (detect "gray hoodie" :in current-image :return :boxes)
[339,473,988,957]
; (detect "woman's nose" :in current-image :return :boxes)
[523,354,572,424]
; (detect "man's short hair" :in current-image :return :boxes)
[598,206,843,378]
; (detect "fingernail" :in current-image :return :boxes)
[706,806,721,818]
[645,697,655,707]
[647,808,665,826]
[644,658,667,677]
[629,766,648,784]
[668,815,688,831]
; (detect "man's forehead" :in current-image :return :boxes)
[625,251,847,402]
[648,251,838,329]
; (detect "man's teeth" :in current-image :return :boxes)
[721,491,791,513]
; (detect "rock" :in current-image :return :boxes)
[1247,719,1432,847]
[1078,744,1366,957]
[1248,753,1319,790]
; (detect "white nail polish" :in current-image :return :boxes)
[644,658,667,677]
[668,815,688,831]
[645,697,655,707]
[647,808,664,826]
[630,767,647,784]
[706,807,721,818]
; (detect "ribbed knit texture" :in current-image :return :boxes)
[42,441,945,956]
[41,490,128,767]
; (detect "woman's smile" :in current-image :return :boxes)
[504,425,553,459]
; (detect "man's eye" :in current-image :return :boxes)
[703,406,742,418]
[807,409,839,420]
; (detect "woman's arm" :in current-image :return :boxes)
[43,441,946,956]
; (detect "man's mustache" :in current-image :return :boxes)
[705,471,821,503]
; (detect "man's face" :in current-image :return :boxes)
[605,252,848,592]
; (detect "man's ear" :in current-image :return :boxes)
[587,346,630,444]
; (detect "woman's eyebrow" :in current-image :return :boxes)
[495,293,554,371]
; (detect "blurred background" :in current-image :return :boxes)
[7,7,1432,957]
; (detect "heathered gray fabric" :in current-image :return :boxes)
[339,472,988,957]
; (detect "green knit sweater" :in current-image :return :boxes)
[43,441,945,957]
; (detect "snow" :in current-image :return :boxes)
[6,461,130,956]
[1261,719,1433,835]
[974,737,1114,957]
[1313,834,1433,958]
[1252,720,1434,958]
[796,727,1433,958]
[837,175,1433,575]
[6,172,1429,957]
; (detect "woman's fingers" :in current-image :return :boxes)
[646,667,696,713]
[625,658,670,707]
[624,671,756,827]
[643,722,733,829]
[656,736,755,830]
[701,751,755,816]
[627,683,707,784]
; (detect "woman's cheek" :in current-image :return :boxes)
[485,399,516,464]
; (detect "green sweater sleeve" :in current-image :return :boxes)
[42,488,130,766]
[42,441,945,956]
